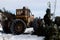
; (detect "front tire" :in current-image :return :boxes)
[10,19,26,35]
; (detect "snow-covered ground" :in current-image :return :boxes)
[0,33,44,40]
[0,23,45,40]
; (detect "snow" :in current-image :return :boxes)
[0,24,3,31]
[9,35,44,40]
[0,33,44,40]
[0,23,45,40]
[24,27,34,34]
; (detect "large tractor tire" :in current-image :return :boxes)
[10,19,26,35]
[2,20,11,33]
[33,18,45,36]
[33,18,38,32]
[32,18,40,35]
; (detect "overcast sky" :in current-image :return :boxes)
[0,0,60,18]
